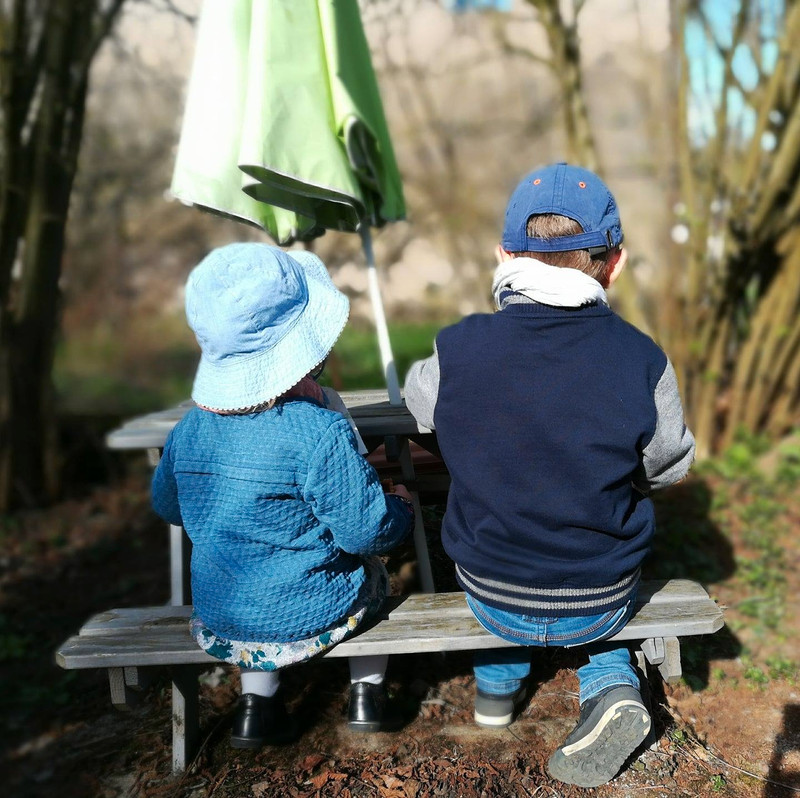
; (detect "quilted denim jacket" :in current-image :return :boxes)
[151,399,410,642]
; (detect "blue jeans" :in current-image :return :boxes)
[467,594,640,704]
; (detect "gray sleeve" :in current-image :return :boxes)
[636,358,695,492]
[403,342,440,431]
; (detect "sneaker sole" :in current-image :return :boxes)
[547,702,651,788]
[474,689,526,729]
[474,709,515,728]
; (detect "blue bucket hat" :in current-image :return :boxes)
[185,243,349,411]
[502,162,623,254]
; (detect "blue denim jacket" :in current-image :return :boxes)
[151,400,410,642]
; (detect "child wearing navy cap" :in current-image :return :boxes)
[151,243,414,748]
[404,163,695,788]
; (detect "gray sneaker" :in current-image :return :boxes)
[547,685,651,788]
[474,685,527,728]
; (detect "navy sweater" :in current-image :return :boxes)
[404,300,694,616]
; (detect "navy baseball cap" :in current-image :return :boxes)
[502,162,623,254]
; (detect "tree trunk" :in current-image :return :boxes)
[0,0,124,510]
[527,0,599,171]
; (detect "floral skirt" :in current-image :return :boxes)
[190,556,389,670]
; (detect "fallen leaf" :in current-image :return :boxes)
[300,753,327,771]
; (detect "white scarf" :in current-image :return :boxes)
[491,257,608,310]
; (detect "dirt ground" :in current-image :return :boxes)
[2,461,800,798]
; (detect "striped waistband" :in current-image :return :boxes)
[455,565,641,614]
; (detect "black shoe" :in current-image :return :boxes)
[347,682,403,733]
[547,685,651,788]
[230,692,298,749]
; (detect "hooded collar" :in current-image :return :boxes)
[492,257,608,310]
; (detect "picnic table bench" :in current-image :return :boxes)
[55,578,724,772]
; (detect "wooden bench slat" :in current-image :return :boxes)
[57,601,723,668]
[635,578,713,603]
[57,580,723,669]
[79,607,195,636]
[57,634,218,669]
[76,580,714,636]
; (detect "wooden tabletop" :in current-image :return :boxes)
[106,389,432,451]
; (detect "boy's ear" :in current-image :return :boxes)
[495,245,514,264]
[604,246,628,287]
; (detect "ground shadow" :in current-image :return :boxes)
[764,704,800,797]
[645,477,742,688]
[1,472,171,797]
[648,478,737,585]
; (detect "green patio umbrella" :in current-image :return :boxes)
[171,0,406,403]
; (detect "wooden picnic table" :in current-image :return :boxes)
[106,389,439,602]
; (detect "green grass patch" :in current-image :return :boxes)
[55,316,452,416]
[0,615,28,662]
[743,664,770,687]
[54,315,198,415]
[320,320,446,391]
[650,430,800,686]
[710,774,727,792]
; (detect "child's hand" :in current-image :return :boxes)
[381,479,412,503]
[392,484,413,502]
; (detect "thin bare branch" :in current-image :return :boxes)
[85,0,126,67]
[496,37,553,68]
[146,0,196,24]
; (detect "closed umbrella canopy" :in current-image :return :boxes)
[171,0,405,245]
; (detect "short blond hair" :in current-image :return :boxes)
[510,214,611,282]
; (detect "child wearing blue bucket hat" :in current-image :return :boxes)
[404,163,695,787]
[151,243,414,747]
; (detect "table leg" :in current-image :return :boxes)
[170,524,192,606]
[171,667,199,772]
[398,437,436,594]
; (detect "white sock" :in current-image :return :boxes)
[240,668,280,698]
[349,655,388,685]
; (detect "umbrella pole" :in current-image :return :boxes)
[359,227,402,406]
[359,227,436,593]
